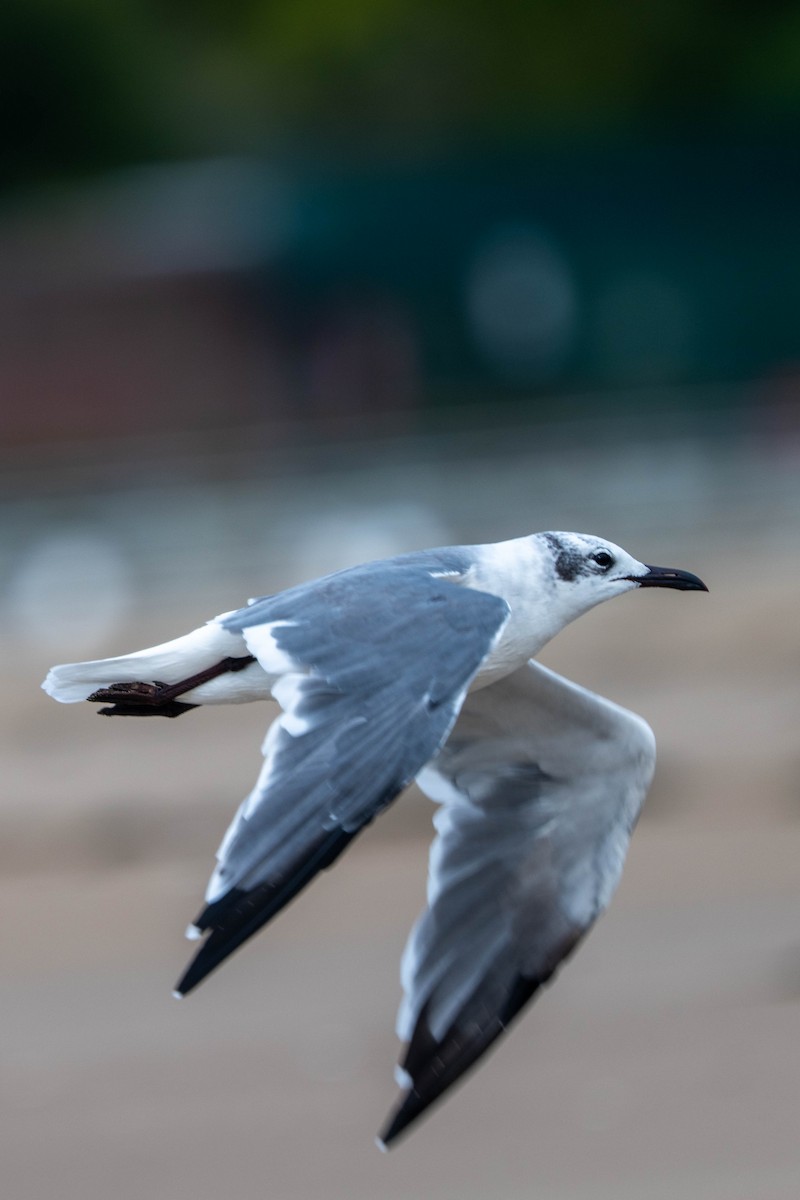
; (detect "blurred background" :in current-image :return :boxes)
[3,2,800,1197]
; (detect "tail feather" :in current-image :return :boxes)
[42,622,255,704]
[43,661,118,703]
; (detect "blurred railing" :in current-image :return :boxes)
[2,395,799,665]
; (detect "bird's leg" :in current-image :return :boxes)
[88,655,257,718]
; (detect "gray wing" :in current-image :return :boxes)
[379,660,655,1146]
[175,562,509,996]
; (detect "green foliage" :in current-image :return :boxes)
[2,0,800,189]
[0,0,181,189]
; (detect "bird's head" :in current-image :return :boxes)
[538,532,707,621]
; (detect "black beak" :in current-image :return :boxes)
[629,565,708,592]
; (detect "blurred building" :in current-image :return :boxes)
[3,145,800,454]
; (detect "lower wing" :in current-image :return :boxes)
[380,659,656,1146]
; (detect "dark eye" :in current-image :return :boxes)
[591,550,614,570]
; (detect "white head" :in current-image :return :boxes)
[535,531,707,626]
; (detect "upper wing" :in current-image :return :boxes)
[175,563,509,996]
[379,660,655,1146]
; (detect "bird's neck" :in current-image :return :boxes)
[467,538,569,685]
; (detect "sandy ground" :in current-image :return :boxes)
[3,535,800,1199]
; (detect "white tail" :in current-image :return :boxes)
[42,619,269,705]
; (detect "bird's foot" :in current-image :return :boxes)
[88,681,198,718]
[88,681,165,703]
[86,655,256,718]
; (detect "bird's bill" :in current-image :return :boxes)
[629,565,708,592]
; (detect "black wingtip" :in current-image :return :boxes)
[174,940,223,998]
[174,945,217,997]
[377,974,546,1146]
[377,1089,430,1149]
[174,883,281,996]
[175,827,359,997]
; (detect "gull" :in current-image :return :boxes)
[42,531,707,1147]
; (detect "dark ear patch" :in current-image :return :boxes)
[541,533,586,583]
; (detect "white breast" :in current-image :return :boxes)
[461,537,558,689]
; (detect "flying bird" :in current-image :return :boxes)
[42,531,706,1146]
